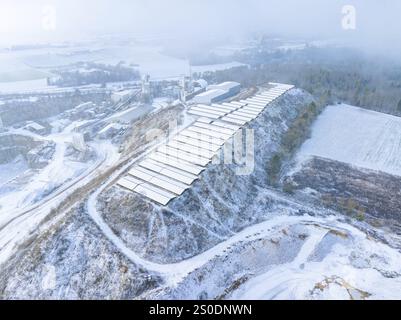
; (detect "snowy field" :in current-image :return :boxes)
[191,61,248,73]
[17,45,189,80]
[0,78,52,93]
[0,54,50,82]
[0,156,28,188]
[0,42,247,92]
[296,104,401,177]
[0,51,53,93]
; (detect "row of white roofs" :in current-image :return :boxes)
[116,83,294,205]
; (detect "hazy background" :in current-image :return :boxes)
[0,0,400,54]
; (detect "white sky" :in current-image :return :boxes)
[0,0,400,53]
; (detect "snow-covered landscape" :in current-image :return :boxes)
[2,64,401,301]
[1,0,401,304]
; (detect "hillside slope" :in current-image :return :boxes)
[97,88,315,264]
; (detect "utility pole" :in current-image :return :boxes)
[141,74,151,103]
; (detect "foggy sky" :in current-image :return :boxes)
[1,0,400,54]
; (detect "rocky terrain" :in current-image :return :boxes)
[145,214,401,300]
[0,133,46,165]
[289,157,401,223]
[97,89,314,264]
[0,206,161,299]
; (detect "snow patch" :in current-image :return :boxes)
[295,104,401,177]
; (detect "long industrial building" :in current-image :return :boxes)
[192,81,241,105]
[208,81,241,95]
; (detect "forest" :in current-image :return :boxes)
[197,46,401,116]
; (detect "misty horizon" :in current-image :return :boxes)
[2,0,401,304]
[0,0,400,56]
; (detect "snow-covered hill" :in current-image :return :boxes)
[96,88,314,264]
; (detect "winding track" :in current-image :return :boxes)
[85,145,357,286]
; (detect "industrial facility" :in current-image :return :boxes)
[208,81,241,95]
[192,81,241,105]
[111,89,136,103]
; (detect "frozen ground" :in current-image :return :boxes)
[151,214,401,300]
[0,41,248,92]
[0,118,120,265]
[295,104,401,177]
[0,122,90,217]
[0,79,52,94]
[2,89,401,300]
[15,44,189,80]
[93,96,401,300]
[0,52,53,93]
[0,54,51,83]
[229,219,401,300]
[0,156,28,189]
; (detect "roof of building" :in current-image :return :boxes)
[195,89,227,99]
[208,81,240,91]
[193,79,208,88]
[112,89,134,97]
[26,121,45,131]
[99,123,123,135]
[74,101,93,111]
[107,104,154,123]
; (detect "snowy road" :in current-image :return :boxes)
[88,182,401,299]
[87,160,401,294]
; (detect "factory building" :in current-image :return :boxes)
[111,89,135,103]
[107,104,154,124]
[192,81,241,105]
[208,81,241,96]
[192,89,229,105]
[25,121,46,135]
[193,79,208,89]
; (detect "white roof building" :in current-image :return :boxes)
[208,81,241,92]
[193,79,208,89]
[192,81,241,105]
[74,101,94,112]
[192,89,228,105]
[25,121,46,133]
[107,104,154,124]
[98,123,124,139]
[111,90,134,103]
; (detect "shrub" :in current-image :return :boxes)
[267,101,324,186]
[283,181,297,194]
